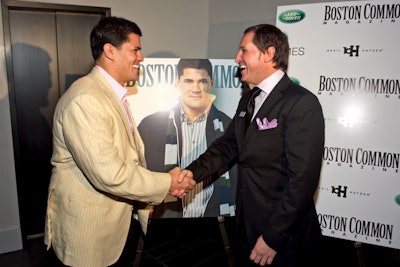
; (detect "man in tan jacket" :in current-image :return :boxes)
[44,16,195,267]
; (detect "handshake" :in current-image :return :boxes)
[168,167,195,198]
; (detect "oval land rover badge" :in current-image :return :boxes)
[279,10,305,24]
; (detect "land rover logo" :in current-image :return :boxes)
[279,10,305,23]
[396,195,400,206]
[290,77,301,85]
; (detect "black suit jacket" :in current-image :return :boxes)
[187,74,325,264]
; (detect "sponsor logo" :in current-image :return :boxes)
[322,146,399,173]
[395,195,400,206]
[319,185,371,198]
[278,9,306,24]
[326,44,384,58]
[318,213,394,245]
[290,77,300,85]
[289,46,305,56]
[331,185,348,198]
[317,75,400,98]
[323,3,400,24]
[343,45,359,57]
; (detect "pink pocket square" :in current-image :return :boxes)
[256,117,278,130]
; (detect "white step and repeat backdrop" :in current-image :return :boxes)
[277,0,400,249]
[128,0,399,249]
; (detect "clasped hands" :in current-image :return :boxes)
[168,167,195,198]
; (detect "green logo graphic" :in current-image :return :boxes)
[279,10,306,24]
[395,195,400,206]
[290,77,300,85]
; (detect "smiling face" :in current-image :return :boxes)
[235,31,271,85]
[111,32,144,85]
[176,67,214,118]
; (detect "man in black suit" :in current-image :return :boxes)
[179,24,325,266]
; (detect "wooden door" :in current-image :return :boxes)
[2,0,110,243]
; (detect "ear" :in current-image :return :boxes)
[103,43,115,60]
[263,46,276,63]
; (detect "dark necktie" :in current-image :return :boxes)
[245,87,262,129]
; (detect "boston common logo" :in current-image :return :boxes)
[279,9,306,23]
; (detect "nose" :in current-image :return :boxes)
[192,83,202,92]
[234,51,242,63]
[137,51,144,62]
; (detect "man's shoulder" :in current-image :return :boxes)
[142,109,170,121]
[64,69,105,96]
[138,109,171,130]
[210,105,232,122]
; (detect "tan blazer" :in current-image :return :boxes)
[44,68,170,267]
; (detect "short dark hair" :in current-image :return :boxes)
[177,58,213,78]
[90,16,142,60]
[244,24,289,72]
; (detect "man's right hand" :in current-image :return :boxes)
[168,167,196,198]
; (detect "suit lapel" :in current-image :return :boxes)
[238,90,254,140]
[127,105,147,167]
[90,69,146,165]
[252,75,291,125]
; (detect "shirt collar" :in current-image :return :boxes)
[256,69,285,95]
[95,65,128,101]
[179,94,215,123]
[180,105,208,123]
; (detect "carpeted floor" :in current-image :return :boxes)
[1,217,399,267]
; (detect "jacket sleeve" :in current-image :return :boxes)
[59,92,170,204]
